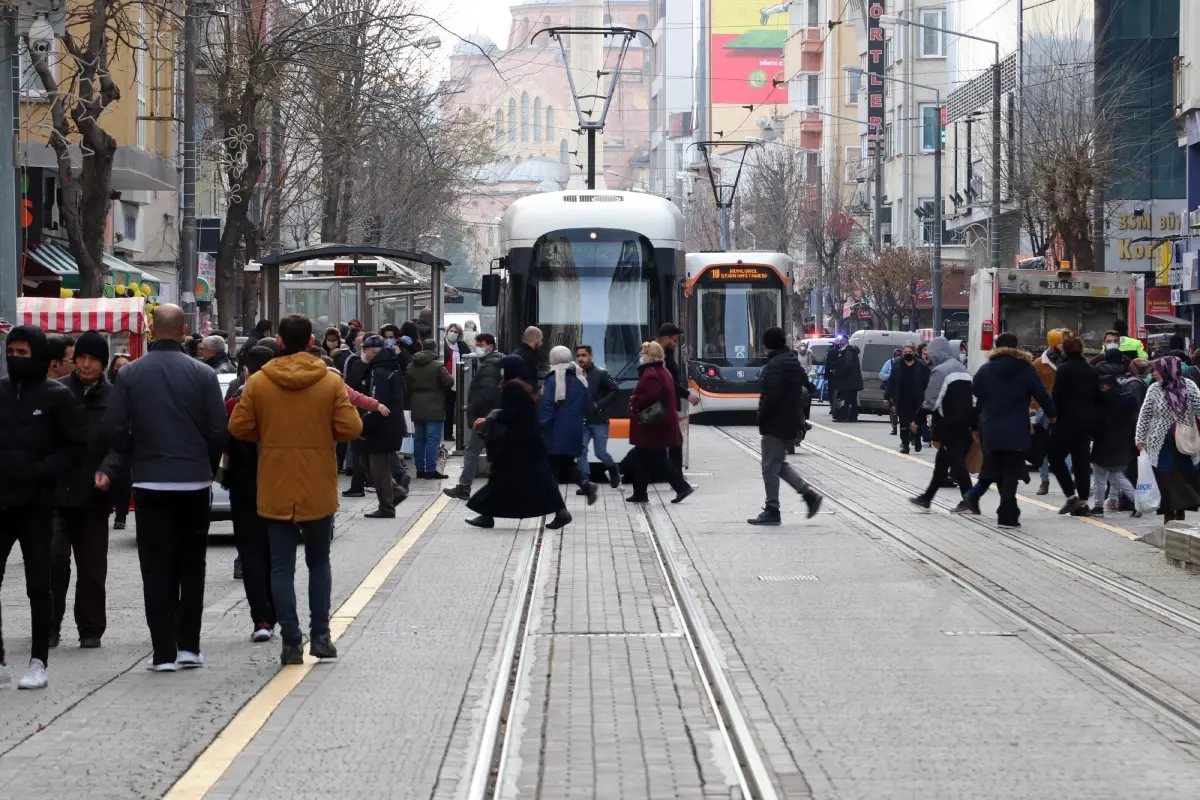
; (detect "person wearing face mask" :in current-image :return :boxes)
[795,341,814,373]
[879,348,903,436]
[322,327,348,366]
[443,334,505,500]
[1094,330,1128,380]
[0,326,87,689]
[443,324,471,441]
[886,341,930,455]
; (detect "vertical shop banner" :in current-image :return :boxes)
[709,0,789,136]
[866,1,885,155]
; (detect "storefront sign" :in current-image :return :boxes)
[1146,287,1174,317]
[1105,200,1187,272]
[866,1,885,156]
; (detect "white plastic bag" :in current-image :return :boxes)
[1135,450,1162,514]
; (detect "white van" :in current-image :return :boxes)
[848,330,922,414]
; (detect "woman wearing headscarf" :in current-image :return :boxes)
[627,341,694,504]
[540,346,599,504]
[1135,355,1200,522]
[466,355,572,529]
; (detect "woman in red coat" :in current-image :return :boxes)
[627,341,694,503]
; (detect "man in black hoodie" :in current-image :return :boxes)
[106,304,227,671]
[50,331,122,650]
[0,325,86,689]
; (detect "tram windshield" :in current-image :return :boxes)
[533,230,657,379]
[694,284,782,367]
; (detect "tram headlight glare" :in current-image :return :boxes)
[589,232,597,240]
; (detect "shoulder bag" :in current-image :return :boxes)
[1176,417,1200,456]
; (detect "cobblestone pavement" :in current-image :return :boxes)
[4,424,1200,799]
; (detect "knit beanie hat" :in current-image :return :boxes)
[73,330,109,367]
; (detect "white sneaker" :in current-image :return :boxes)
[17,659,47,690]
[251,626,273,643]
[146,659,178,672]
[177,651,205,669]
[0,663,12,686]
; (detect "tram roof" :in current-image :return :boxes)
[500,190,684,250]
[685,251,793,279]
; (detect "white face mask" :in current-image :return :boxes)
[447,332,459,343]
[1105,343,1119,351]
[474,346,487,357]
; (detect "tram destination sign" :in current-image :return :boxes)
[705,266,774,281]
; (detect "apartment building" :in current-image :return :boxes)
[19,5,178,300]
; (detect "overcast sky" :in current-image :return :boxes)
[423,0,516,61]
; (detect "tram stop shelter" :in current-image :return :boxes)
[250,245,456,335]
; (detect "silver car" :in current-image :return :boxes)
[211,374,237,519]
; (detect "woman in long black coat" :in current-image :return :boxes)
[467,356,571,530]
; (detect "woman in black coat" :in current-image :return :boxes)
[1048,331,1101,515]
[467,356,571,530]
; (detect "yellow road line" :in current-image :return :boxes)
[810,421,1138,541]
[165,495,451,799]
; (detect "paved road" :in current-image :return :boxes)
[2,425,1200,798]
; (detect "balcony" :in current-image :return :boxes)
[783,29,823,75]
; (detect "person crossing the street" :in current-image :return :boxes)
[747,327,822,525]
[574,344,621,488]
[886,341,930,455]
[106,304,227,672]
[0,325,86,689]
[228,314,363,665]
[50,331,122,651]
[909,337,975,509]
[1047,331,1101,516]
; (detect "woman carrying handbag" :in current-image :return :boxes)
[626,341,694,504]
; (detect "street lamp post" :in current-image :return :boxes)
[881,14,1001,271]
[845,66,944,335]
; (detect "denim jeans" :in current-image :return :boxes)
[268,516,333,647]
[577,422,616,476]
[413,420,444,472]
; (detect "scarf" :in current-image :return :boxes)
[1152,356,1188,413]
[549,361,586,403]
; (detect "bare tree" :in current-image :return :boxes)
[740,145,812,254]
[683,187,723,253]
[796,170,865,333]
[27,3,167,297]
[1002,6,1157,269]
[856,247,930,330]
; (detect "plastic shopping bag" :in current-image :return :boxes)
[1135,450,1162,514]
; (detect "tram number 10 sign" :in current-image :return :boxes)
[707,266,773,281]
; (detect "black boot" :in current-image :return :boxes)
[546,509,573,529]
[608,466,621,488]
[802,490,823,518]
[747,507,782,526]
[466,515,495,529]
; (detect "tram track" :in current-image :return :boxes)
[715,425,1200,745]
[464,502,782,799]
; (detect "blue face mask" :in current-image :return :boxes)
[385,337,396,346]
[399,335,412,346]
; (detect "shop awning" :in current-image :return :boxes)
[18,296,146,334]
[1146,313,1192,327]
[26,242,160,286]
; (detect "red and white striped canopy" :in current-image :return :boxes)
[18,297,146,334]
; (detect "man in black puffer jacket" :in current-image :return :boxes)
[886,340,931,455]
[361,337,409,518]
[51,331,122,650]
[0,325,86,689]
[748,327,822,526]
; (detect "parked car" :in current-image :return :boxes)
[847,329,921,414]
[801,337,836,402]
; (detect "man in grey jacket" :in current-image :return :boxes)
[910,337,976,509]
[106,305,227,671]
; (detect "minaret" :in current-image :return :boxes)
[566,0,606,189]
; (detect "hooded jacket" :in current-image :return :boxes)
[55,371,122,509]
[758,347,813,440]
[106,338,228,485]
[1032,347,1061,411]
[0,325,87,509]
[1092,378,1138,468]
[405,350,454,421]
[466,350,506,424]
[972,346,1056,453]
[361,347,408,453]
[1051,353,1101,437]
[228,351,362,521]
[1119,335,1148,361]
[921,337,974,437]
[1093,347,1128,380]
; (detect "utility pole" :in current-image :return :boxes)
[0,18,18,375]
[179,1,200,333]
[990,60,1001,271]
[933,106,943,335]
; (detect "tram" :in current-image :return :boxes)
[485,189,687,462]
[684,251,793,413]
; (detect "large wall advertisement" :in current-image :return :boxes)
[709,0,789,140]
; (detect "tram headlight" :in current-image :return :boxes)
[706,367,717,377]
